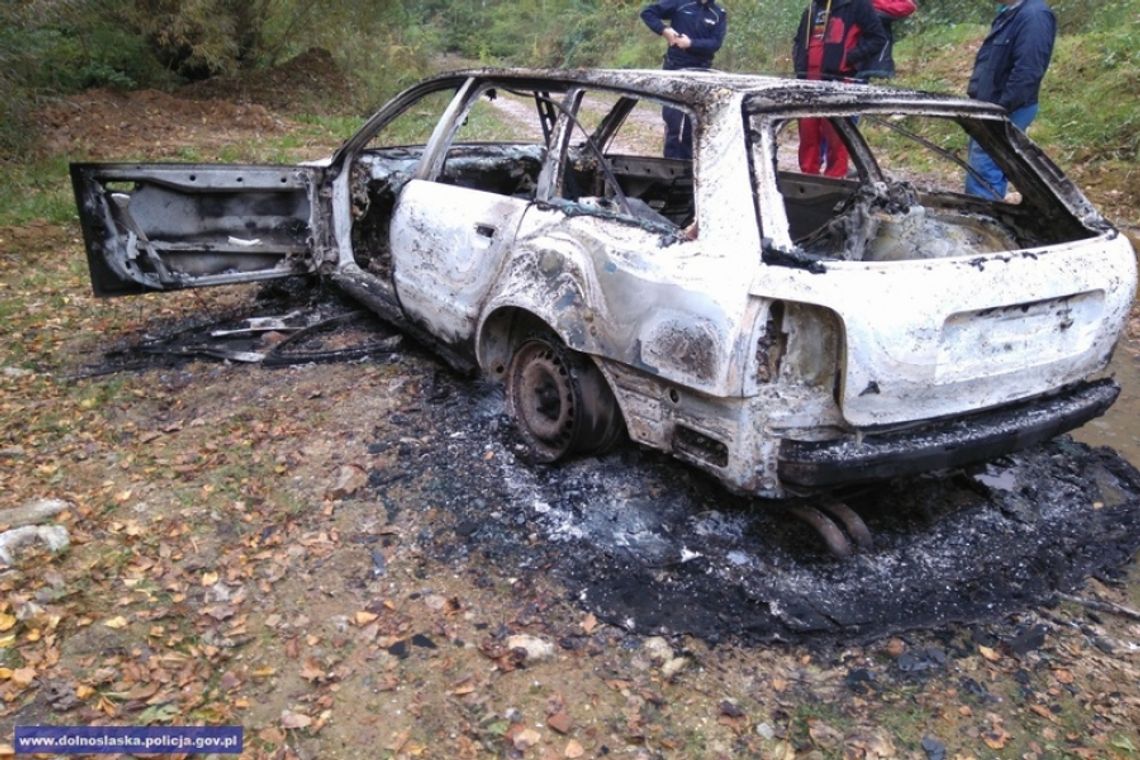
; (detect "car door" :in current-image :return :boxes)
[71,163,324,296]
[388,82,560,346]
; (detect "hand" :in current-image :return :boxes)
[673,33,692,49]
[662,27,679,45]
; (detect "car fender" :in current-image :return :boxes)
[476,235,608,375]
[477,228,744,398]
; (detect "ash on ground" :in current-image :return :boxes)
[370,363,1140,645]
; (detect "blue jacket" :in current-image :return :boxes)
[641,0,728,69]
[967,0,1056,111]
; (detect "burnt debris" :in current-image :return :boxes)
[368,352,1140,645]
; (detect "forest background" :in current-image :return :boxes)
[1,0,1136,227]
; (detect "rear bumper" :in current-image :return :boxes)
[777,379,1119,488]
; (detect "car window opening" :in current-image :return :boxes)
[559,90,696,233]
[763,112,1096,264]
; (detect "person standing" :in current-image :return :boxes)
[792,0,887,176]
[857,0,918,79]
[964,0,1056,199]
[640,0,728,159]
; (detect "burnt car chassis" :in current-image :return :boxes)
[71,69,1137,555]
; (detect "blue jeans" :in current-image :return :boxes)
[965,103,1039,200]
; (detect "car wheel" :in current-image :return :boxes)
[506,333,625,462]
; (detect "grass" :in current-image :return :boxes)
[0,157,77,227]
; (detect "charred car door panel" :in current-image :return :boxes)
[71,164,322,296]
[390,179,530,345]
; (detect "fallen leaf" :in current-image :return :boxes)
[386,729,410,752]
[978,645,1001,662]
[354,611,378,626]
[513,728,542,750]
[299,658,323,682]
[0,613,16,632]
[103,616,129,629]
[983,729,1011,750]
[1053,668,1074,684]
[258,727,285,745]
[547,711,573,734]
[564,739,585,758]
[808,719,843,749]
[580,613,598,634]
[201,571,219,586]
[281,710,312,730]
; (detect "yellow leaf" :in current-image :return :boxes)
[103,616,129,629]
[983,732,1009,750]
[251,666,277,678]
[354,611,378,626]
[0,613,16,632]
[978,645,1001,662]
[76,684,95,699]
[0,668,12,680]
[201,571,219,586]
[11,667,35,687]
[0,633,16,649]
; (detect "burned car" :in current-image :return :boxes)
[72,68,1137,500]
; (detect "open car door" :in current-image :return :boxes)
[71,163,324,296]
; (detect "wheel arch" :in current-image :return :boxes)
[476,306,556,383]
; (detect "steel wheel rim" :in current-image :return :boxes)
[510,340,577,459]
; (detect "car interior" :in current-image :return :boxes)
[767,113,1096,263]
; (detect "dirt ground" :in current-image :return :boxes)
[2,68,1140,759]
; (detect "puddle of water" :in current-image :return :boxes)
[1075,349,1140,468]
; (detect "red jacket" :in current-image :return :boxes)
[792,0,889,80]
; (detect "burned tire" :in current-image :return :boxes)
[506,333,625,462]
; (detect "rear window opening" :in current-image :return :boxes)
[757,111,1098,264]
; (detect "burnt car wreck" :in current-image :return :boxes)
[72,68,1137,508]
